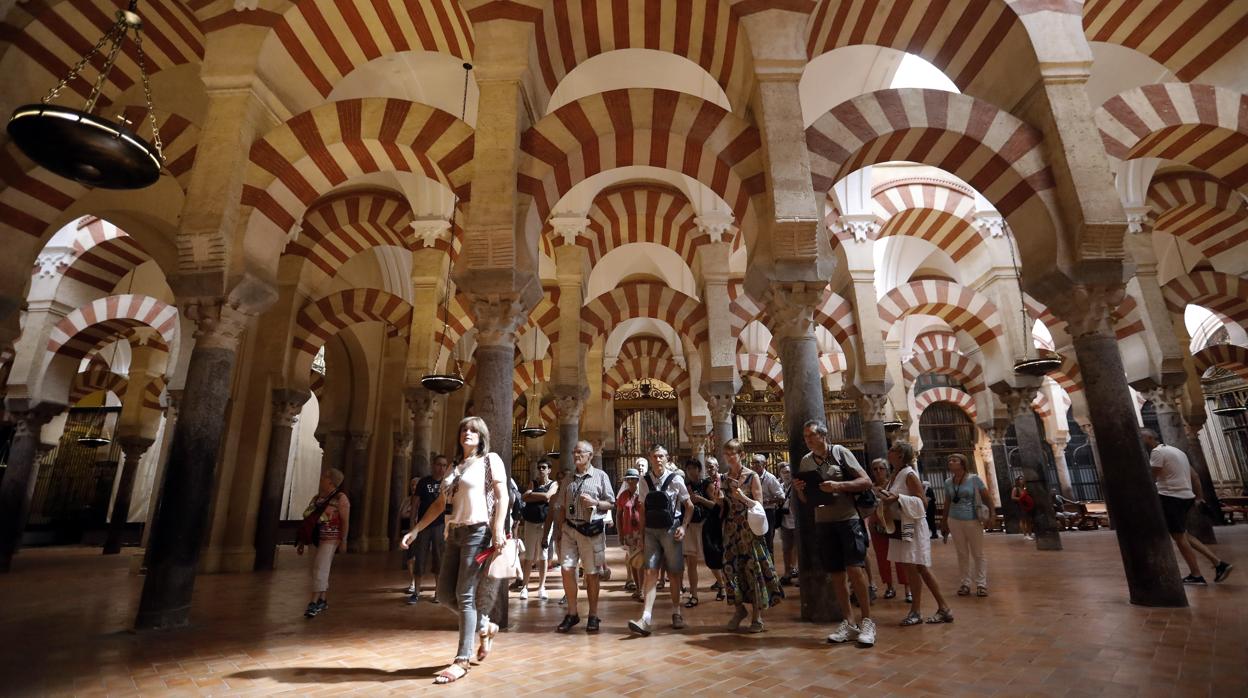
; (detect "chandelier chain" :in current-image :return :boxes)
[84,23,127,114]
[134,28,165,162]
[43,24,118,105]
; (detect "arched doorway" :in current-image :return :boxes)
[610,378,680,483]
[918,401,976,507]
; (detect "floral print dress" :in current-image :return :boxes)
[722,471,784,608]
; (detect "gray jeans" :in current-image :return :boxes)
[436,523,490,660]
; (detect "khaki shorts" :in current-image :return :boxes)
[559,524,606,573]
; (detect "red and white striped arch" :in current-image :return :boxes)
[518,89,765,224]
[527,287,562,348]
[808,90,1055,219]
[432,291,473,362]
[1163,271,1248,329]
[877,280,1004,349]
[59,218,152,293]
[241,99,474,241]
[1,0,203,106]
[877,207,986,263]
[870,179,985,260]
[737,353,783,393]
[1083,1,1248,84]
[291,288,412,378]
[261,0,473,99]
[1049,352,1083,395]
[913,387,977,422]
[911,330,959,355]
[309,370,325,403]
[805,0,1041,110]
[286,188,419,287]
[513,356,552,400]
[725,283,856,353]
[47,294,179,361]
[604,356,691,400]
[1146,172,1248,262]
[903,350,985,395]
[568,184,710,269]
[69,361,128,404]
[1192,343,1248,381]
[140,375,167,412]
[819,352,848,376]
[581,281,708,348]
[1097,84,1248,191]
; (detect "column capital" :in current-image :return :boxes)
[466,293,528,347]
[552,393,585,426]
[349,432,371,451]
[7,403,61,438]
[116,435,156,460]
[404,387,437,421]
[270,392,304,428]
[760,281,824,341]
[694,211,737,244]
[1141,385,1184,416]
[860,393,888,422]
[833,214,880,243]
[392,430,413,454]
[179,298,255,351]
[997,385,1040,419]
[705,393,735,423]
[974,214,1007,239]
[410,216,453,248]
[1053,283,1126,340]
[1051,436,1069,451]
[548,213,591,246]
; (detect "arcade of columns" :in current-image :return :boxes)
[3,1,1247,629]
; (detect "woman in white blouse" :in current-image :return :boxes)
[879,441,953,627]
[402,416,509,685]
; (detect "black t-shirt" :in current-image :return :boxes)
[416,476,444,525]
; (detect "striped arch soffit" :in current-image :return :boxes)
[1146,172,1248,263]
[1,0,203,106]
[804,0,1043,111]
[551,183,742,269]
[603,337,692,400]
[861,180,987,261]
[737,353,783,393]
[309,369,325,402]
[1083,1,1248,84]
[61,218,154,293]
[0,108,199,241]
[1163,271,1248,331]
[903,349,986,396]
[240,0,473,101]
[466,0,752,115]
[518,89,765,226]
[580,281,708,349]
[877,280,1004,349]
[47,295,179,362]
[1192,343,1248,381]
[913,386,977,423]
[240,98,474,244]
[1023,294,1144,345]
[289,288,413,384]
[726,282,857,352]
[806,89,1058,260]
[69,360,128,405]
[1097,83,1248,192]
[140,375,168,413]
[911,329,959,355]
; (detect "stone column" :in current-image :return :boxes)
[344,432,371,551]
[762,283,839,622]
[253,392,304,571]
[1184,421,1225,526]
[1050,436,1074,499]
[1060,285,1185,607]
[137,300,256,628]
[1144,386,1216,543]
[389,430,412,548]
[1000,385,1063,550]
[138,391,180,572]
[103,436,155,555]
[986,424,1019,533]
[553,391,586,475]
[860,392,889,467]
[406,388,436,478]
[706,392,735,463]
[0,405,59,572]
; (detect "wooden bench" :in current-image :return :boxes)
[1084,502,1110,529]
[1221,496,1248,524]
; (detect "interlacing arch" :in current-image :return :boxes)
[1146,172,1248,262]
[877,280,1004,348]
[518,89,765,225]
[47,295,179,361]
[241,99,474,240]
[290,288,413,380]
[602,337,691,400]
[737,353,783,393]
[286,188,419,286]
[1097,84,1248,191]
[1083,1,1248,83]
[1163,271,1248,329]
[726,283,857,351]
[911,329,959,355]
[1192,343,1248,381]
[61,218,153,293]
[141,375,167,412]
[580,281,707,348]
[913,387,977,422]
[69,359,129,404]
[560,183,718,269]
[903,350,985,396]
[431,291,473,362]
[804,0,1041,111]
[259,0,473,99]
[513,356,552,401]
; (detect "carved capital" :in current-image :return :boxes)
[694,212,737,244]
[392,430,413,455]
[974,215,1007,239]
[405,387,436,422]
[1057,284,1125,340]
[548,214,591,246]
[760,282,823,341]
[998,385,1040,419]
[270,397,303,428]
[11,404,60,438]
[706,393,735,424]
[552,394,585,426]
[410,216,453,248]
[33,252,70,279]
[349,432,371,451]
[117,436,155,462]
[836,215,881,243]
[1124,209,1150,235]
[1142,385,1184,416]
[466,294,528,347]
[860,393,889,422]
[181,298,253,351]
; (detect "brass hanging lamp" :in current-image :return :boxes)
[1003,220,1062,376]
[882,396,904,430]
[7,0,165,189]
[1211,394,1247,417]
[518,329,548,439]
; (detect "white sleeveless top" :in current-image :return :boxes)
[443,452,507,527]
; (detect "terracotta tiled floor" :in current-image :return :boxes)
[2,527,1246,697]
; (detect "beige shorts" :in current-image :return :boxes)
[559,524,606,573]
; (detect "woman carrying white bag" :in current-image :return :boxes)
[879,441,953,627]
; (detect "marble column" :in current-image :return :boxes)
[103,436,155,555]
[406,388,436,478]
[1000,386,1063,550]
[1063,285,1185,607]
[1051,437,1074,499]
[0,405,59,572]
[1145,386,1216,543]
[137,301,256,628]
[253,392,304,571]
[706,392,735,463]
[1184,421,1225,526]
[388,430,412,548]
[344,432,371,551]
[861,393,889,466]
[1077,420,1114,529]
[986,426,1019,533]
[553,390,586,475]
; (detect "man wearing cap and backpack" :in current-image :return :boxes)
[628,444,695,637]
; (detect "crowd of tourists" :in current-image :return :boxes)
[293,415,1234,685]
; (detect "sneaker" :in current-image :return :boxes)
[1182,574,1207,585]
[857,618,876,647]
[519,587,529,601]
[957,585,971,596]
[1214,561,1233,583]
[826,619,859,644]
[556,614,580,633]
[315,599,327,613]
[672,613,686,630]
[304,602,319,618]
[905,591,913,604]
[586,616,601,632]
[428,596,439,604]
[628,618,653,636]
[538,589,550,601]
[869,585,878,602]
[624,580,637,592]
[406,593,421,605]
[559,596,568,606]
[406,582,416,594]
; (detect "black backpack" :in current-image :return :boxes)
[522,481,552,524]
[644,472,680,529]
[507,477,524,530]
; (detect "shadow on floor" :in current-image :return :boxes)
[229,665,442,684]
[682,631,829,652]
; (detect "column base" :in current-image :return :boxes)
[1034,531,1062,551]
[134,605,192,630]
[798,570,843,623]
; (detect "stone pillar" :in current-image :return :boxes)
[0,405,59,572]
[1060,285,1185,607]
[986,425,1019,533]
[762,283,839,622]
[406,388,436,478]
[137,300,256,628]
[1050,436,1074,499]
[138,391,180,572]
[860,393,889,467]
[706,392,735,462]
[552,390,585,475]
[389,430,412,548]
[1184,421,1225,526]
[344,432,371,551]
[253,392,304,571]
[1000,385,1063,550]
[1144,386,1216,543]
[320,430,349,473]
[103,436,155,555]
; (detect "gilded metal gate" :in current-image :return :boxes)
[918,401,976,506]
[611,391,680,484]
[28,408,122,543]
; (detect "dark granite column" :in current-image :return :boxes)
[1064,286,1185,607]
[253,392,305,571]
[103,436,155,555]
[1184,421,1225,526]
[405,388,435,478]
[344,432,371,551]
[388,430,412,548]
[137,301,256,628]
[1000,386,1063,550]
[706,393,735,463]
[861,393,888,466]
[1145,387,1215,543]
[0,405,59,572]
[987,424,1019,533]
[552,390,585,475]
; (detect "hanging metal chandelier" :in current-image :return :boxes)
[1211,394,1247,417]
[518,329,547,439]
[1002,220,1062,377]
[7,0,164,189]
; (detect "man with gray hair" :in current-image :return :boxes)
[1141,429,1232,584]
[551,440,615,632]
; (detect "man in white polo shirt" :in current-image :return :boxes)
[1142,429,1232,584]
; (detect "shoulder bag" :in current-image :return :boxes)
[297,485,342,547]
[834,448,877,519]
